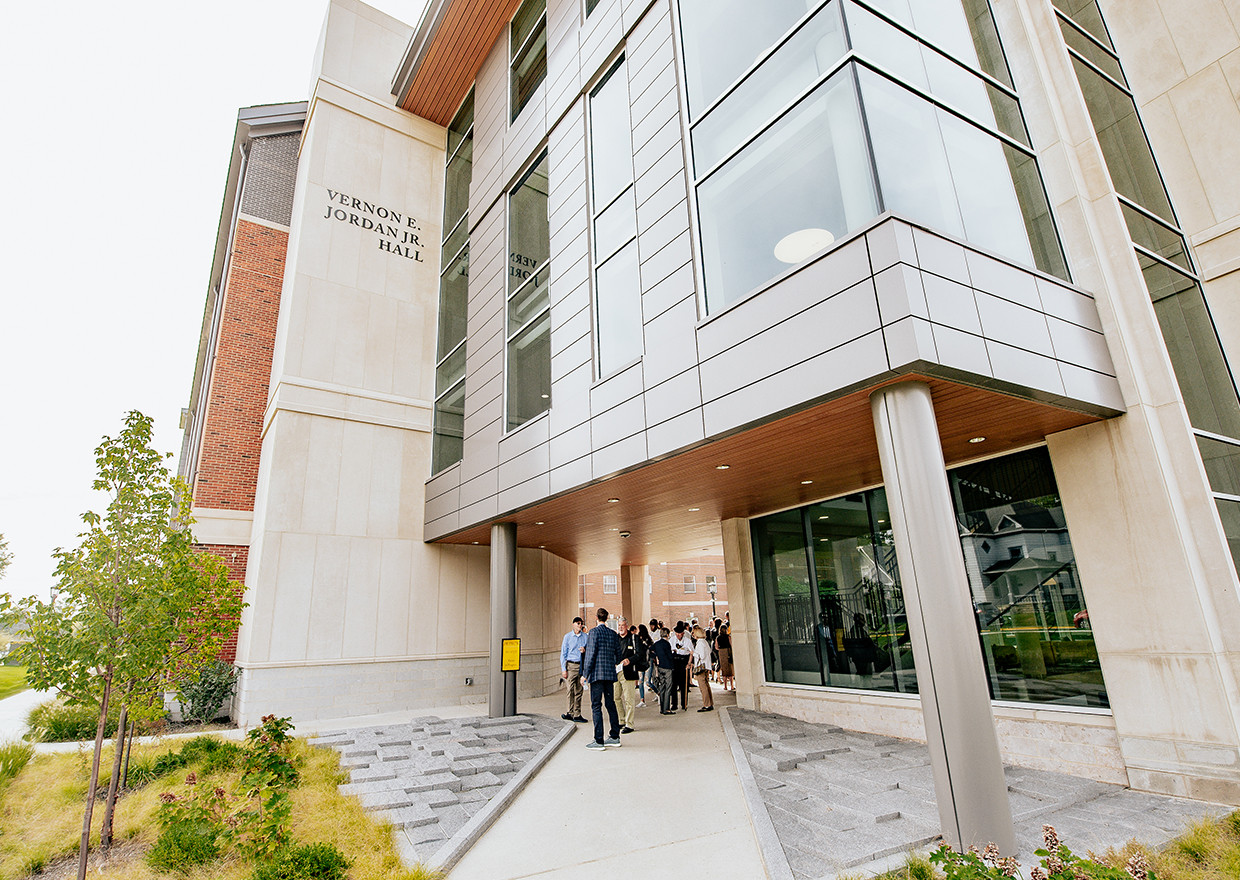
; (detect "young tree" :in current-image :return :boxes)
[0,533,11,581]
[1,412,246,880]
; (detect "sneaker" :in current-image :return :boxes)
[637,701,645,708]
[561,713,572,721]
[660,710,675,715]
[586,741,606,751]
[620,726,635,734]
[571,716,587,723]
[604,737,622,747]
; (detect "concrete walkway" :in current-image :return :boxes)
[449,688,767,880]
[0,687,52,741]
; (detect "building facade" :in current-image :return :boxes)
[181,0,1240,809]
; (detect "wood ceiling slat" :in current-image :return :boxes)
[430,378,1101,568]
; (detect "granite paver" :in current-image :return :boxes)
[311,713,567,864]
[726,708,1233,879]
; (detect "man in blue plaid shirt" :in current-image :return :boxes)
[580,606,626,749]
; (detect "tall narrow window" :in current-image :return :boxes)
[507,152,552,430]
[683,575,696,593]
[603,574,618,594]
[510,0,547,121]
[1053,0,1240,573]
[432,91,473,473]
[589,58,642,376]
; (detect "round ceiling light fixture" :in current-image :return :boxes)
[774,228,835,264]
[800,480,814,485]
[607,497,620,503]
[968,436,987,444]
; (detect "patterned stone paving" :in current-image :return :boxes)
[728,709,1232,880]
[310,714,567,864]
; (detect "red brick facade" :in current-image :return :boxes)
[578,556,729,627]
[195,543,249,663]
[192,217,286,510]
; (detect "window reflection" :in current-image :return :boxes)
[752,446,1107,707]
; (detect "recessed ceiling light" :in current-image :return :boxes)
[818,515,829,520]
[968,436,986,444]
[540,394,549,399]
[607,498,620,503]
[715,464,730,470]
[878,519,886,523]
[534,521,545,525]
[801,480,813,485]
[472,541,479,544]
[688,507,701,512]
[609,527,619,531]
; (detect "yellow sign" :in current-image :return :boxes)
[501,638,521,672]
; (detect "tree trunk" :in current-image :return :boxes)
[121,716,136,789]
[100,702,129,854]
[78,673,112,880]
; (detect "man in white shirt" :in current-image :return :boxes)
[669,621,693,711]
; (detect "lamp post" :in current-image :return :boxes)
[709,582,718,620]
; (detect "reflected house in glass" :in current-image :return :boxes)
[179,0,1240,832]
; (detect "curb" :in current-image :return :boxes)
[719,706,796,880]
[412,717,576,875]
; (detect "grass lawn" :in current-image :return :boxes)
[0,736,443,880]
[0,668,25,702]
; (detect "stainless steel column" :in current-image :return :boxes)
[489,522,518,718]
[871,381,1014,852]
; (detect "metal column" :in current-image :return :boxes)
[871,381,1014,852]
[489,522,518,718]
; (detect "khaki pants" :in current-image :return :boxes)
[614,677,637,728]
[565,661,582,717]
[694,671,713,709]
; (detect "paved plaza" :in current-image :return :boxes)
[309,713,570,871]
[723,708,1235,879]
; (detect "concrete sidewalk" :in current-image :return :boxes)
[448,686,766,880]
[0,687,52,741]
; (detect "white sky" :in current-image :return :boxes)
[0,0,430,601]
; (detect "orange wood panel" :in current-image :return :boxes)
[430,377,1103,569]
[401,0,523,126]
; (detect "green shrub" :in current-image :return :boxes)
[178,660,238,723]
[26,699,120,742]
[147,819,221,872]
[251,842,352,880]
[0,740,33,788]
[127,736,243,788]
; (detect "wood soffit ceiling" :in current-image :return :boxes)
[430,377,1104,570]
[398,0,521,126]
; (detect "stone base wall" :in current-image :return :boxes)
[756,684,1128,785]
[234,650,564,726]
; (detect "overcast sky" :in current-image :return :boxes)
[0,0,429,601]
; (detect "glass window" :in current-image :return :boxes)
[689,2,847,173]
[596,242,643,375]
[507,153,552,430]
[603,574,617,594]
[950,447,1107,708]
[684,575,697,593]
[1069,56,1174,222]
[678,0,810,116]
[684,0,1069,313]
[432,93,474,473]
[697,70,877,312]
[1198,435,1240,498]
[431,380,465,474]
[751,447,1104,707]
[1151,284,1240,439]
[752,491,915,692]
[1215,498,1240,574]
[589,59,643,377]
[511,0,547,121]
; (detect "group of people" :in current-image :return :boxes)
[559,606,736,750]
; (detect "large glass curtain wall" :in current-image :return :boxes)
[589,58,643,377]
[432,92,473,474]
[678,0,1067,313]
[752,447,1108,707]
[506,153,552,430]
[1052,0,1240,572]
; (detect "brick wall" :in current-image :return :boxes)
[577,556,730,628]
[194,543,249,663]
[192,217,286,509]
